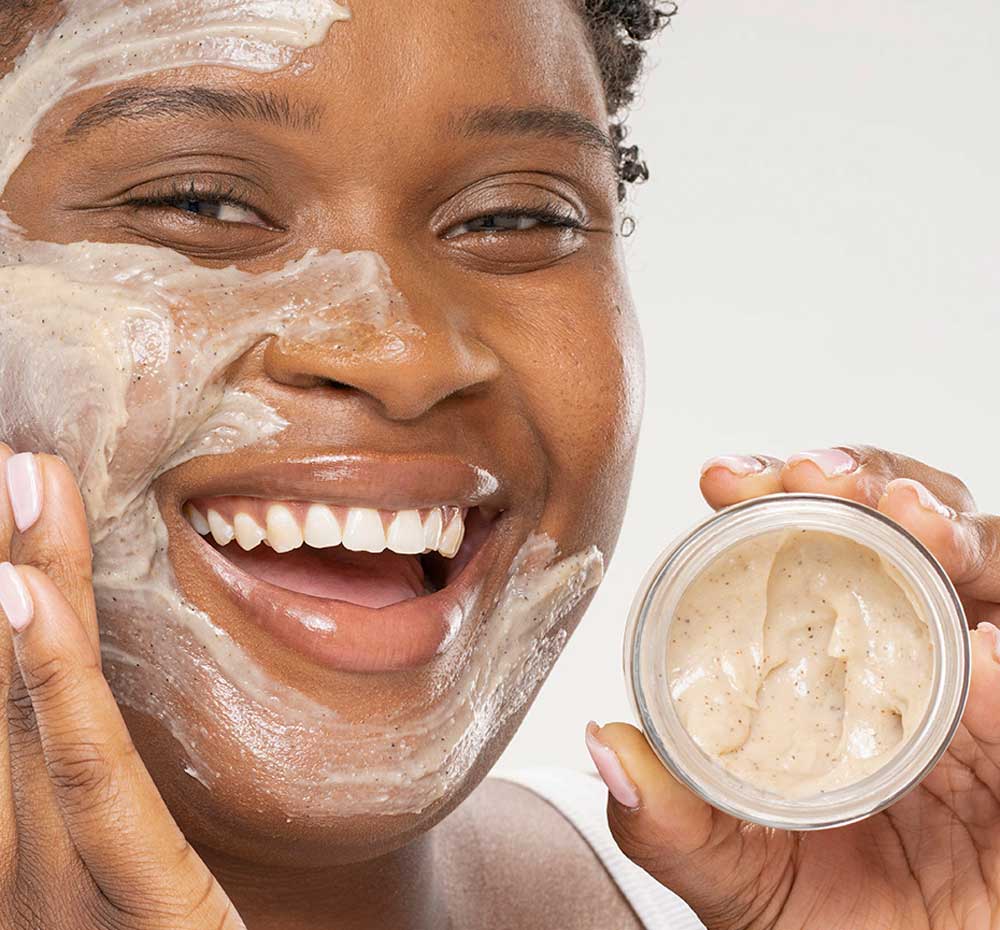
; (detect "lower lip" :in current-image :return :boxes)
[192,519,505,673]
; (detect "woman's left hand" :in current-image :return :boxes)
[589,445,1000,930]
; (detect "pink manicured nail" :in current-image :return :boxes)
[700,454,765,478]
[787,448,857,478]
[0,563,33,631]
[585,721,640,809]
[890,478,955,519]
[5,453,43,532]
[976,622,1000,664]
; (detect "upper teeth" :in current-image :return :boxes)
[183,500,468,559]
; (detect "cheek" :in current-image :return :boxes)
[499,264,644,530]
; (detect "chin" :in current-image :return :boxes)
[120,638,565,868]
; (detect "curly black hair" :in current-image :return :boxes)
[581,1,677,199]
[1,0,676,198]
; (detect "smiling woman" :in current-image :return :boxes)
[5,4,997,930]
[0,1,689,929]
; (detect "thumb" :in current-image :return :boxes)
[585,721,789,929]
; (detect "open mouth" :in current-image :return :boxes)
[174,459,513,674]
[183,497,496,609]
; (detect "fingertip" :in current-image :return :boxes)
[880,477,956,519]
[700,455,768,479]
[878,479,967,577]
[781,448,867,500]
[10,452,94,583]
[0,447,14,554]
[5,452,43,533]
[591,722,709,827]
[589,721,663,805]
[963,622,1000,743]
[585,721,641,809]
[10,564,94,658]
[699,455,783,508]
[0,561,33,631]
[13,563,61,619]
[973,622,1000,662]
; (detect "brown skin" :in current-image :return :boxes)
[0,1,644,929]
[596,446,1000,929]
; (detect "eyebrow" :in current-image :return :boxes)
[453,105,616,164]
[63,85,324,140]
[63,89,616,167]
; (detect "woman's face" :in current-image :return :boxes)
[0,0,642,866]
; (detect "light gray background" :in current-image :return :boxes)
[498,1,999,774]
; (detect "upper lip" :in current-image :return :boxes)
[169,452,507,510]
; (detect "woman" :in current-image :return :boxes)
[0,2,998,928]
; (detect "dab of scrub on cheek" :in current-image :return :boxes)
[668,530,934,797]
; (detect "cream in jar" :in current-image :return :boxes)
[668,529,933,797]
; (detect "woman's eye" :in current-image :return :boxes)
[123,180,274,230]
[444,210,581,238]
[450,214,544,235]
[171,198,266,226]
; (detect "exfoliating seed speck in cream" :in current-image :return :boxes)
[626,494,970,830]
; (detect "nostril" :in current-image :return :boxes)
[269,372,352,391]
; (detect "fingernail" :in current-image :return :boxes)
[585,721,640,809]
[5,453,43,532]
[976,622,1000,664]
[890,478,955,519]
[0,563,33,631]
[787,448,857,478]
[700,454,765,478]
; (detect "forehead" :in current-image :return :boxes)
[293,0,609,160]
[314,0,604,110]
[27,0,607,134]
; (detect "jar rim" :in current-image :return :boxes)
[624,493,970,830]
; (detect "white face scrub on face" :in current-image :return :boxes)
[0,0,604,818]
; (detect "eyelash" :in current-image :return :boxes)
[125,180,584,233]
[126,178,269,223]
[468,202,584,231]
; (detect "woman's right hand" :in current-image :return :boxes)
[0,445,243,929]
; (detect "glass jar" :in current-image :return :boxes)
[624,493,969,830]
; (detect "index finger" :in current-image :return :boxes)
[5,453,98,657]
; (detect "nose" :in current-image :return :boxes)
[262,300,501,422]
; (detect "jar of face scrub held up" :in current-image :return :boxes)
[625,494,970,831]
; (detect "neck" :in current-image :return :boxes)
[195,832,450,930]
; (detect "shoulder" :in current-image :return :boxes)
[437,774,643,930]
